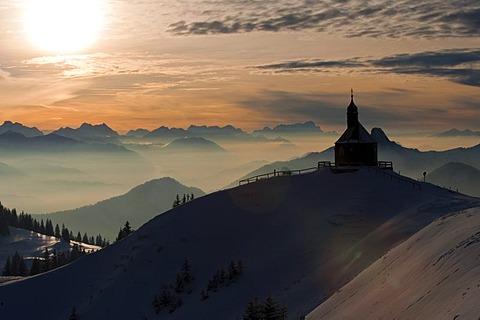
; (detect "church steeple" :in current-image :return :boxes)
[347,88,358,128]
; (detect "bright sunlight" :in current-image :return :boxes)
[24,0,104,53]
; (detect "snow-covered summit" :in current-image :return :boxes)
[0,168,478,319]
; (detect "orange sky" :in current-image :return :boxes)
[0,0,479,134]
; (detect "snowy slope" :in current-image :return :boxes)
[44,177,205,240]
[0,168,478,320]
[0,227,100,268]
[307,206,480,320]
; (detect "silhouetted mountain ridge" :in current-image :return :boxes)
[229,127,480,186]
[162,137,227,153]
[0,121,43,137]
[0,131,136,155]
[43,177,205,239]
[426,162,480,197]
[432,128,480,137]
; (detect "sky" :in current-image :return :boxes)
[0,0,479,134]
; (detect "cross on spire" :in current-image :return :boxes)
[351,88,354,101]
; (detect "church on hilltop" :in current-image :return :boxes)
[334,90,378,167]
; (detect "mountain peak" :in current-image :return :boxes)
[0,121,43,137]
[370,127,391,143]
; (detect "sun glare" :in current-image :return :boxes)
[24,0,104,53]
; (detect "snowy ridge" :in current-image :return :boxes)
[307,206,480,319]
[0,227,100,270]
[0,168,478,319]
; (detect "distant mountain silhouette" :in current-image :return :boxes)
[52,123,121,144]
[253,121,336,138]
[0,121,43,137]
[0,131,137,155]
[43,177,205,239]
[124,128,151,138]
[144,124,282,143]
[229,127,480,186]
[162,137,227,153]
[426,162,480,197]
[144,125,189,141]
[432,128,480,137]
[187,124,251,141]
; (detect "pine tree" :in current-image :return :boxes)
[172,194,181,208]
[30,258,41,275]
[116,221,134,242]
[0,210,10,236]
[82,233,89,244]
[39,219,46,234]
[95,234,103,246]
[61,224,70,242]
[182,194,187,204]
[175,274,185,293]
[45,219,54,236]
[262,296,279,320]
[54,224,61,238]
[2,256,12,276]
[181,259,194,284]
[243,296,262,320]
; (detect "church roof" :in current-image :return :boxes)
[347,99,358,114]
[335,122,376,143]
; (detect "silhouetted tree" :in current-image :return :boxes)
[54,224,61,238]
[243,296,287,320]
[30,258,41,276]
[61,224,70,242]
[116,221,134,242]
[172,194,181,208]
[0,210,10,236]
[45,219,54,236]
[243,296,262,320]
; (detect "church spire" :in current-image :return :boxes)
[347,89,358,128]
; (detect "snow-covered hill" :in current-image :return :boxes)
[0,168,478,320]
[0,227,100,269]
[44,177,205,240]
[307,205,480,319]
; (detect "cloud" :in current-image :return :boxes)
[255,48,480,87]
[371,49,480,86]
[167,0,480,39]
[256,58,366,70]
[238,90,414,128]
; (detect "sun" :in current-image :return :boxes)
[24,0,104,53]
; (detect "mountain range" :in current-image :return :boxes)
[432,128,480,137]
[228,127,480,187]
[0,168,478,319]
[0,131,134,155]
[0,121,43,137]
[52,123,121,145]
[253,121,337,138]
